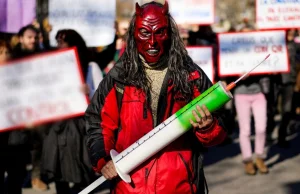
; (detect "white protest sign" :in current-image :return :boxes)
[0,48,89,132]
[169,0,215,25]
[187,46,214,82]
[49,0,116,47]
[218,30,289,77]
[256,0,300,29]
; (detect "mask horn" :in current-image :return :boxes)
[135,2,142,16]
[162,1,169,15]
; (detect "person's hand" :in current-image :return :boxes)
[80,84,90,95]
[43,17,53,33]
[241,72,249,80]
[25,122,35,129]
[32,19,40,29]
[296,107,300,115]
[101,160,118,180]
[190,105,214,130]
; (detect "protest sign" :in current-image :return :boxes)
[0,48,89,132]
[187,46,214,82]
[0,0,36,33]
[218,30,289,77]
[49,0,116,47]
[256,0,300,29]
[169,0,215,25]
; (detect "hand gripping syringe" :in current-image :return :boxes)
[79,54,270,194]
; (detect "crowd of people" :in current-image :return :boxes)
[0,24,106,194]
[0,1,300,194]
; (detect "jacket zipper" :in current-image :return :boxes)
[143,101,148,119]
[145,168,149,183]
[144,158,158,189]
[178,153,195,194]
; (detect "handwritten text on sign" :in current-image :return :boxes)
[49,0,116,47]
[187,47,214,82]
[256,0,300,29]
[0,48,88,131]
[218,30,288,76]
[169,0,214,25]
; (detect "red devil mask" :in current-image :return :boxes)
[134,2,169,64]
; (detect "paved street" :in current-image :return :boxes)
[204,125,300,194]
[24,125,300,194]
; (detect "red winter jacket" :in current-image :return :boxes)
[85,62,227,194]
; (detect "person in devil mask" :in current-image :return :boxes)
[85,2,227,193]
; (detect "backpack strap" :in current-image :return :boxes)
[115,82,124,112]
[115,82,124,140]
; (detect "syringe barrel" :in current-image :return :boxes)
[114,81,233,175]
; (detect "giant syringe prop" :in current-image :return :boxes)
[79,54,270,194]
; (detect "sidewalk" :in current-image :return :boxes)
[204,126,300,194]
